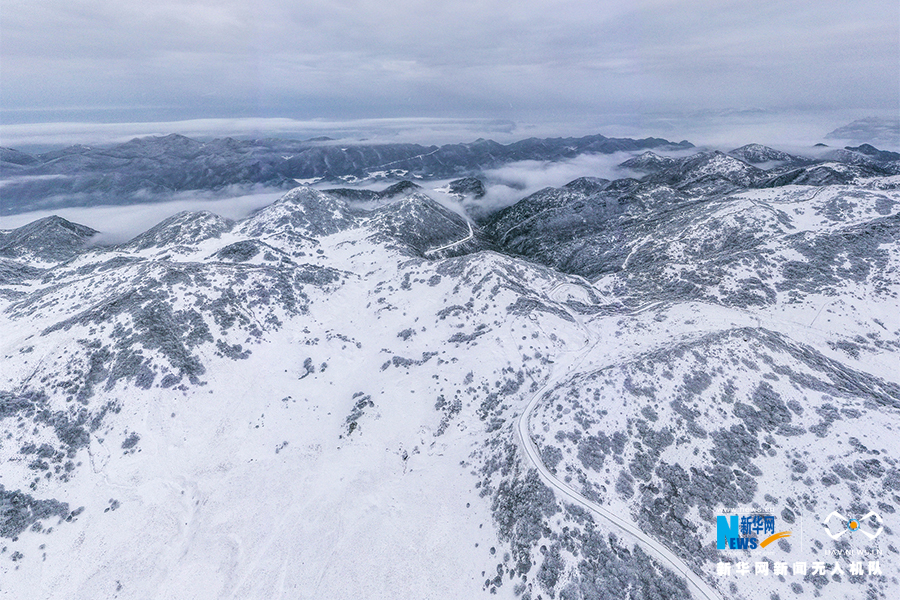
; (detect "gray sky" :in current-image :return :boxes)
[1,0,898,141]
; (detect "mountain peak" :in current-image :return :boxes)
[111,134,206,158]
[447,177,487,199]
[728,143,796,164]
[563,177,609,194]
[366,192,487,257]
[238,186,358,239]
[122,211,234,251]
[0,215,98,262]
[0,147,39,167]
[844,144,900,163]
[379,180,422,198]
[618,151,676,173]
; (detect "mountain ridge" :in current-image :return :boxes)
[0,133,693,215]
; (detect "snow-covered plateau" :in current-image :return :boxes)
[1,141,898,600]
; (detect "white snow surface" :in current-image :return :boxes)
[0,182,898,600]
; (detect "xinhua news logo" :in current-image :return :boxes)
[717,514,791,550]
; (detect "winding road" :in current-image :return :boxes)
[514,287,724,600]
[424,220,475,255]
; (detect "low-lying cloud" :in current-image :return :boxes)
[1,153,639,242]
[471,149,695,213]
[2,127,893,247]
[0,189,286,245]
[5,110,894,158]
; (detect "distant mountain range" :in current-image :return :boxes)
[825,117,900,148]
[0,132,693,215]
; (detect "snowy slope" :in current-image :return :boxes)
[1,143,899,600]
[0,199,590,599]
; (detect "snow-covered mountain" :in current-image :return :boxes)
[1,141,898,600]
[727,144,805,165]
[618,150,679,173]
[0,216,99,264]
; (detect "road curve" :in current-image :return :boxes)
[514,294,723,600]
[425,220,475,255]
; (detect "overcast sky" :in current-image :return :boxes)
[1,0,898,143]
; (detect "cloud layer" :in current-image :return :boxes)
[2,1,897,127]
[0,117,520,148]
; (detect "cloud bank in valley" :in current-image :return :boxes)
[0,190,286,245]
[0,152,658,244]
